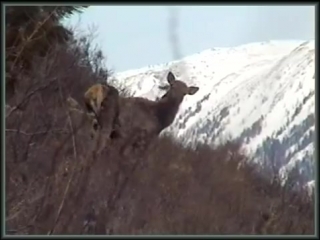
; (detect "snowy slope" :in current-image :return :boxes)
[111,40,315,187]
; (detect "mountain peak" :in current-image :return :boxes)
[112,40,315,188]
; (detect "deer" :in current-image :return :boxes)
[110,71,199,156]
[84,83,120,139]
[82,82,120,155]
[84,83,118,129]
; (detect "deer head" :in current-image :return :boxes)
[158,71,199,100]
[154,71,199,130]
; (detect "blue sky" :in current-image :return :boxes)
[63,5,315,73]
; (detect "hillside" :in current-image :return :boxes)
[112,40,315,189]
[5,6,314,234]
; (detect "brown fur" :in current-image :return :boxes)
[84,83,109,122]
[84,72,199,155]
[112,71,199,155]
[83,83,119,140]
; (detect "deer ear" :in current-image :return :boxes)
[167,72,175,85]
[188,86,199,95]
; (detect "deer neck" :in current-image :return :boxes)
[156,93,183,129]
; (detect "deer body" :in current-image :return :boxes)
[118,93,184,136]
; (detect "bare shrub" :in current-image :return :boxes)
[5,6,88,101]
[5,22,114,234]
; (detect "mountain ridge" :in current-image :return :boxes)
[111,40,315,189]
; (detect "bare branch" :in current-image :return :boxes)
[48,75,78,235]
[6,128,68,136]
[9,7,58,72]
[6,78,57,118]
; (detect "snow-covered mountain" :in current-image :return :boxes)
[111,40,315,188]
